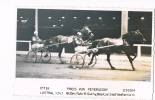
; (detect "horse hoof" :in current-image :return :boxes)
[72,66,76,69]
[111,67,115,70]
[132,68,136,71]
[88,62,92,65]
[59,61,65,64]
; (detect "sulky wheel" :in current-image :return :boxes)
[83,54,97,68]
[70,54,84,69]
[40,48,51,63]
[25,50,37,63]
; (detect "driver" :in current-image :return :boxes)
[31,31,44,49]
[32,31,42,44]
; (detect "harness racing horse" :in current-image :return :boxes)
[45,26,94,63]
[88,30,146,71]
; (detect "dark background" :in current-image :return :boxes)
[16,9,152,54]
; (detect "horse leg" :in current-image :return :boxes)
[107,53,115,70]
[88,53,95,65]
[128,47,137,61]
[58,44,65,58]
[58,46,64,63]
[126,53,135,71]
[131,53,137,61]
[58,47,63,58]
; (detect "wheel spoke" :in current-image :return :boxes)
[25,51,37,63]
[40,48,51,63]
[70,54,84,68]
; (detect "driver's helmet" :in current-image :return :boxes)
[77,32,82,36]
[34,31,38,36]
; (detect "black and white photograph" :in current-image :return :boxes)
[16,8,153,81]
[1,0,155,100]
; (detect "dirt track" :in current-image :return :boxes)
[16,54,151,81]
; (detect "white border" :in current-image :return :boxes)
[1,0,154,100]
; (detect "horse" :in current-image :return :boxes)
[87,30,146,71]
[80,26,94,42]
[45,25,94,62]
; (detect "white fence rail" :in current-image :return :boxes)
[17,40,32,51]
[133,44,152,57]
[16,40,151,57]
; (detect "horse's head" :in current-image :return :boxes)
[79,25,94,41]
[122,30,146,46]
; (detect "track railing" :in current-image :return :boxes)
[17,40,32,51]
[133,44,152,57]
[16,40,152,57]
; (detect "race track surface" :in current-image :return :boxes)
[16,53,151,81]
